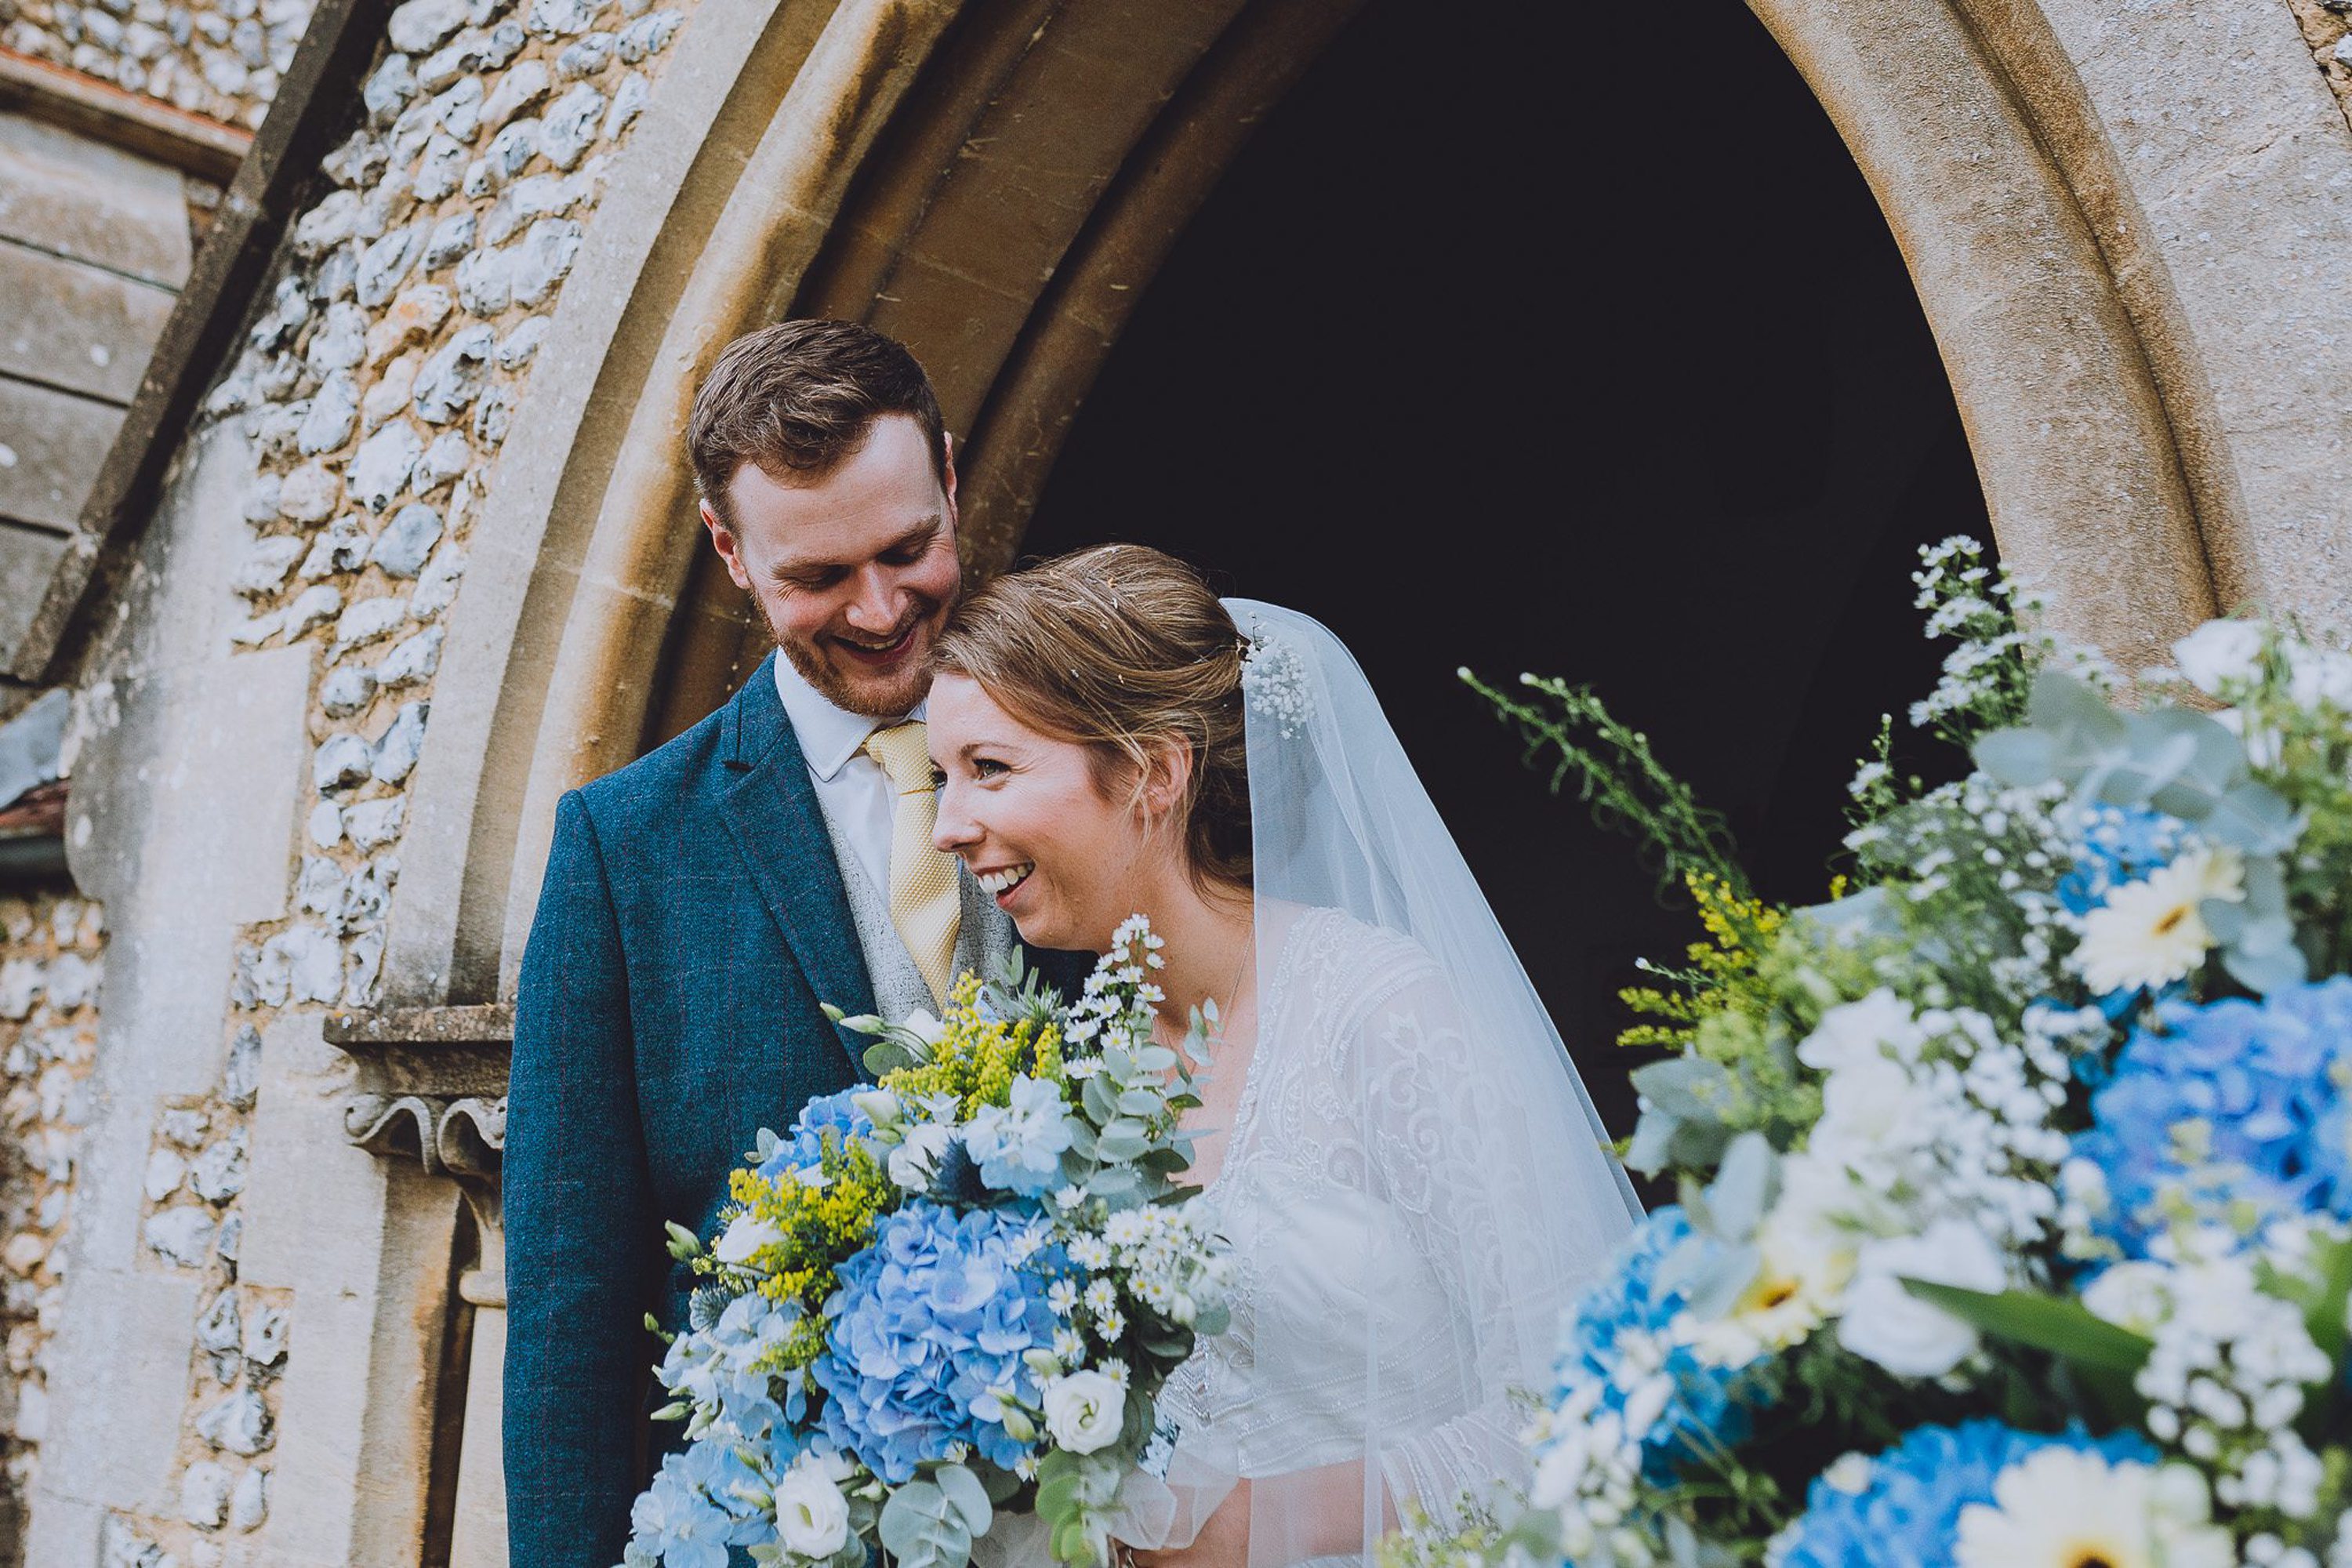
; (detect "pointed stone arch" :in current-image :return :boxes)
[388,0,2275,1010]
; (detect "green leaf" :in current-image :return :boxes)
[1116,1088,1163,1117]
[1703,1131,1779,1244]
[1098,1122,1149,1161]
[1630,1054,1736,1123]
[878,1481,974,1567]
[1898,1280,2153,1372]
[1081,1075,1117,1123]
[1033,1471,1080,1523]
[864,1040,917,1076]
[932,1463,993,1534]
[1973,726,2056,788]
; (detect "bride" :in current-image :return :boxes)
[924,544,1640,1566]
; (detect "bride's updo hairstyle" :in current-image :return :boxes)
[932,544,1252,892]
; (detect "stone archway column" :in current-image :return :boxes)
[1750,0,2221,673]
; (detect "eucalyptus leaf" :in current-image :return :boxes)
[864,1040,918,1076]
[1678,1240,1762,1322]
[1631,1054,1737,1122]
[877,1480,975,1567]
[1972,725,2056,787]
[932,1463,993,1533]
[2027,670,2127,747]
[1625,1109,1681,1177]
[1704,1132,1779,1243]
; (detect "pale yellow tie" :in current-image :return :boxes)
[861,720,960,1007]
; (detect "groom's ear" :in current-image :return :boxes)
[701,498,752,593]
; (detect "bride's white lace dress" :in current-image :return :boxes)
[1149,905,1578,1563]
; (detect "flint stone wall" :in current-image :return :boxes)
[0,0,313,130]
[0,892,103,1563]
[27,0,696,1560]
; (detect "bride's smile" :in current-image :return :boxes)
[924,669,1181,954]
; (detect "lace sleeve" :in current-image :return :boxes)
[1356,963,1573,1530]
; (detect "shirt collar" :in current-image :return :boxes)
[771,655,924,781]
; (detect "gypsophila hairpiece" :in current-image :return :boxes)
[1240,617,1309,739]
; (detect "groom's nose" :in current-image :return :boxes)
[840,565,902,633]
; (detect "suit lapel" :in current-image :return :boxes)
[717,655,877,1080]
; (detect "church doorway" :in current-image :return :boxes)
[1019,0,1992,1131]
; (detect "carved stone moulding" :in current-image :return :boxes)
[326,1003,514,1227]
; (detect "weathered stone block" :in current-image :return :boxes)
[347,421,423,512]
[387,0,467,54]
[319,665,378,718]
[370,503,444,579]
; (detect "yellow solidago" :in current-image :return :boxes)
[716,1140,892,1368]
[1619,873,1784,1051]
[880,973,1066,1118]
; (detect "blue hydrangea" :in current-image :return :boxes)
[760,1089,876,1181]
[624,1439,767,1568]
[960,1073,1075,1196]
[1546,1206,1759,1484]
[2056,805,2184,918]
[2073,978,2352,1254]
[812,1201,1059,1483]
[1777,1421,2155,1568]
[654,1291,808,1453]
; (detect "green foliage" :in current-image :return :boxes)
[1461,668,1748,900]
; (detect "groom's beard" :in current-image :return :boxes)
[757,590,951,719]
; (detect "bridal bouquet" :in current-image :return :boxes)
[618,917,1231,1568]
[1396,539,2352,1567]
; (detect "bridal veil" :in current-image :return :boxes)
[1126,600,1640,1564]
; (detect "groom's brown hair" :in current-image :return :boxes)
[688,320,949,524]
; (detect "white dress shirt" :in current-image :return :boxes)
[772,656,920,908]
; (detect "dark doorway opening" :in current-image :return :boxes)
[1022,0,1991,1137]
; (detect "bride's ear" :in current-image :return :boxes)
[1137,737,1196,822]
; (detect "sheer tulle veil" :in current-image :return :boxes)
[1119,601,1640,1564]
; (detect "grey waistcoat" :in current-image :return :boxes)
[812,791,1014,1023]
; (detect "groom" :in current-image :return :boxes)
[503,321,1080,1566]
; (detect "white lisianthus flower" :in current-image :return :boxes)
[2211,706,2284,770]
[2081,1259,2176,1338]
[1806,1056,1926,1172]
[1954,1448,2232,1568]
[1838,1220,2005,1377]
[712,1212,784,1265]
[2171,620,2267,697]
[773,1453,853,1557]
[2073,844,2244,996]
[1795,989,1926,1073]
[888,1123,954,1192]
[851,1088,902,1127]
[1041,1370,1125,1454]
[902,1008,949,1047]
[2288,644,2352,710]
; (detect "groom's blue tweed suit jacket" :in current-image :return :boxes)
[503,653,1083,1567]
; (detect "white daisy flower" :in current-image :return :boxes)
[2073,845,2243,996]
[1955,1448,2232,1568]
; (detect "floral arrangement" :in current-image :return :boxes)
[618,917,1231,1568]
[1397,539,2352,1567]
